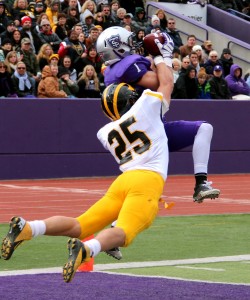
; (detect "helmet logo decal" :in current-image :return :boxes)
[107,35,121,49]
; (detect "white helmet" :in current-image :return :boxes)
[96,26,134,66]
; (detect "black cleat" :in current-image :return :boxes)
[105,247,122,260]
[193,181,220,203]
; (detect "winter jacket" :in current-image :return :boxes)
[59,78,79,97]
[204,59,223,76]
[46,6,59,29]
[225,64,250,96]
[11,73,35,97]
[219,55,233,77]
[0,71,16,97]
[38,65,67,98]
[21,49,40,77]
[79,9,95,37]
[209,76,231,99]
[133,7,149,31]
[38,31,62,52]
[165,28,183,49]
[0,3,9,34]
[197,81,211,99]
[172,65,198,99]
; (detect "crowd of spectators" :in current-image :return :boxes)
[0,0,249,99]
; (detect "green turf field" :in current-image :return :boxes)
[1,214,250,284]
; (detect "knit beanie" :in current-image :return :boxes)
[192,45,202,52]
[21,16,32,25]
[49,54,59,61]
[40,19,51,26]
[151,15,160,25]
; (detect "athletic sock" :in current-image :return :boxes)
[28,220,46,237]
[195,173,207,186]
[84,239,101,257]
[111,221,117,227]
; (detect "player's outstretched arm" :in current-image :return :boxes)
[154,32,174,108]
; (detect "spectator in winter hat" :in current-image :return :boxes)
[38,19,62,52]
[0,1,9,34]
[208,65,231,99]
[49,53,59,65]
[225,64,250,97]
[133,7,149,32]
[220,48,233,77]
[172,65,198,99]
[0,38,12,61]
[145,14,161,34]
[120,13,138,33]
[192,44,205,64]
[46,0,60,29]
[204,50,223,77]
[38,64,67,98]
[0,20,16,42]
[34,1,45,20]
[20,16,39,54]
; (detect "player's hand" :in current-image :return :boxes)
[154,32,174,59]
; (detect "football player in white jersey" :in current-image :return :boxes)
[1,33,174,283]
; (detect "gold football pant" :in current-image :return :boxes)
[76,170,164,247]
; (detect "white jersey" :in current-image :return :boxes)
[97,89,169,180]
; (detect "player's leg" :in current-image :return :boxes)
[1,216,81,260]
[104,220,123,260]
[63,174,126,282]
[64,170,164,280]
[104,170,164,261]
[1,176,124,264]
[164,120,220,202]
[192,122,220,202]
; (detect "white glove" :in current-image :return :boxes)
[154,32,174,67]
[154,32,174,58]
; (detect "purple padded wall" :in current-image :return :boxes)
[0,99,249,179]
[207,5,250,44]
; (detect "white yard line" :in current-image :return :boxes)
[0,254,250,277]
[0,184,104,195]
[176,266,225,271]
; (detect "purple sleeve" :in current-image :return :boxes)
[104,55,151,86]
[121,62,149,83]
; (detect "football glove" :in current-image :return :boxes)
[154,32,174,59]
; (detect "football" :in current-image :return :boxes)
[143,32,164,56]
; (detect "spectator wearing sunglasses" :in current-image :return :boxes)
[38,19,62,52]
[94,12,105,27]
[204,50,223,78]
[11,61,36,98]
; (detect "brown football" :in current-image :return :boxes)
[143,33,164,56]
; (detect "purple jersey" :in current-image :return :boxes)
[104,54,205,152]
[104,55,151,87]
